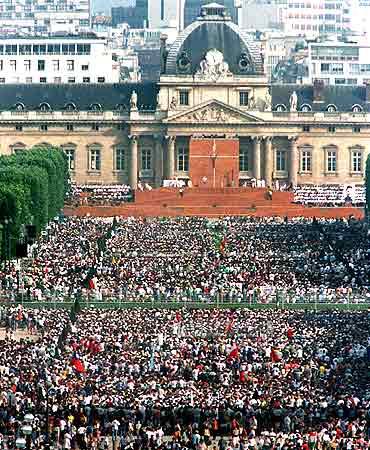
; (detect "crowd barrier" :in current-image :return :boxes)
[0,294,369,311]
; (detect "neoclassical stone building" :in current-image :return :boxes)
[0,3,369,188]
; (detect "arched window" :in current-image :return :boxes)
[326,104,337,113]
[275,104,287,112]
[300,104,312,112]
[39,102,51,112]
[351,104,363,113]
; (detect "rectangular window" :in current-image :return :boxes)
[0,60,3,71]
[352,151,362,172]
[66,124,74,132]
[38,60,45,71]
[239,91,249,107]
[24,60,31,71]
[141,148,152,170]
[239,147,249,171]
[301,150,312,172]
[83,77,90,83]
[65,148,75,170]
[302,125,310,132]
[353,126,361,133]
[40,77,47,83]
[26,77,32,83]
[68,77,75,83]
[90,148,101,171]
[10,60,16,71]
[177,145,189,172]
[82,64,89,71]
[67,60,74,71]
[92,124,99,131]
[52,60,59,71]
[15,124,23,132]
[40,124,48,132]
[97,77,105,83]
[115,147,125,171]
[328,126,336,133]
[179,90,189,106]
[276,150,286,171]
[327,150,337,172]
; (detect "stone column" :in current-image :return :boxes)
[252,137,261,180]
[289,136,298,186]
[154,134,164,187]
[166,135,176,180]
[128,134,138,189]
[264,136,273,188]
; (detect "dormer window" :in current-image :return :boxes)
[14,102,25,111]
[65,102,77,111]
[39,102,51,112]
[90,103,102,112]
[300,104,312,112]
[326,104,337,113]
[351,104,363,113]
[275,104,287,112]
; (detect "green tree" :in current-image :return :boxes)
[366,153,370,216]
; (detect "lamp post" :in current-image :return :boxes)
[210,139,218,189]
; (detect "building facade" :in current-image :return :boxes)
[304,41,370,86]
[0,0,90,34]
[0,35,119,84]
[0,3,368,188]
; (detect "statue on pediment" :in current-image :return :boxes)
[196,49,232,81]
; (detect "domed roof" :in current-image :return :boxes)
[166,3,264,76]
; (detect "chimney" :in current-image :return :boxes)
[365,82,370,102]
[160,34,168,75]
[313,79,325,103]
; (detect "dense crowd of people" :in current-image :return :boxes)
[0,306,369,449]
[0,216,368,303]
[293,185,365,207]
[66,184,133,207]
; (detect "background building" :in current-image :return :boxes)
[304,41,370,86]
[112,0,148,28]
[0,34,119,84]
[183,0,238,28]
[0,0,91,35]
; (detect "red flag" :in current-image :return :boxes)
[71,358,85,373]
[219,237,227,254]
[225,320,234,334]
[287,328,294,340]
[271,348,282,362]
[88,278,95,290]
[175,312,182,322]
[227,346,239,361]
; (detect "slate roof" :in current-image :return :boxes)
[0,82,159,112]
[272,85,370,113]
[166,19,264,76]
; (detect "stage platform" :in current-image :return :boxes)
[64,187,364,219]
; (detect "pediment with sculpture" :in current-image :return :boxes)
[165,100,264,124]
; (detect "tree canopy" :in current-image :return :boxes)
[0,146,69,260]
